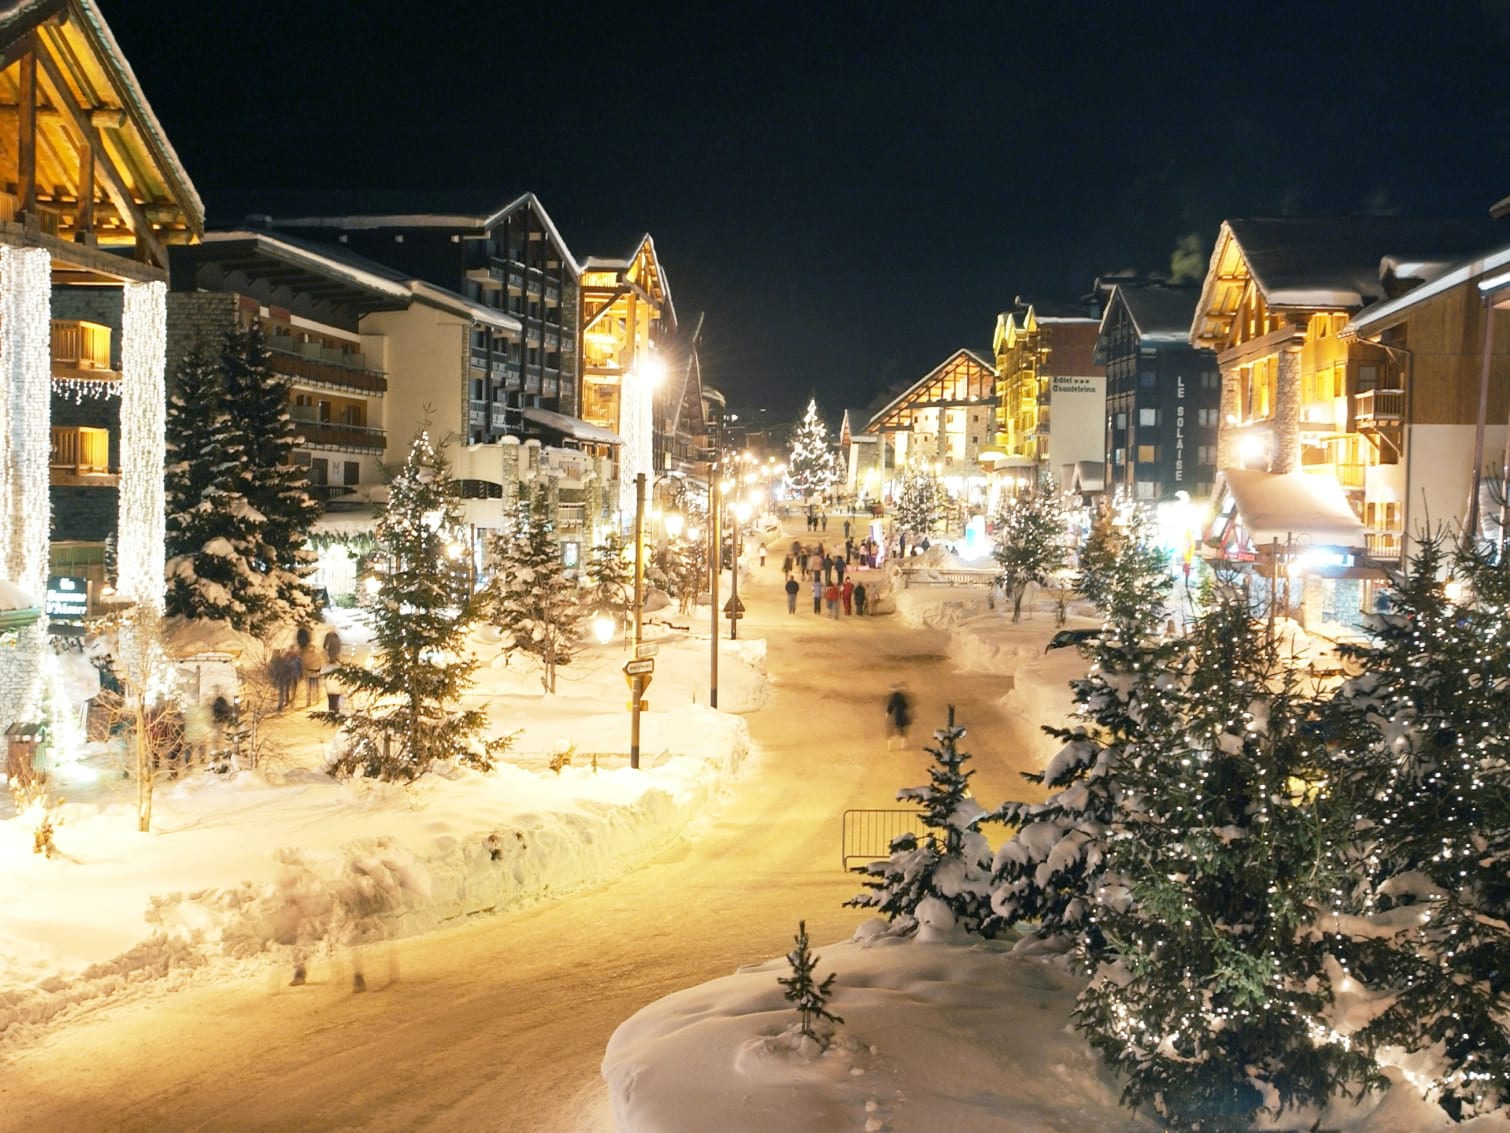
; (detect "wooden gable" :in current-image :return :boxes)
[867,348,996,432]
[0,0,202,275]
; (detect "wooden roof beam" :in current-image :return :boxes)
[32,44,164,268]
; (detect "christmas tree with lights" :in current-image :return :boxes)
[1075,585,1368,1130]
[784,398,836,499]
[849,706,997,937]
[321,433,490,780]
[1325,535,1510,1120]
[891,465,944,542]
[584,532,633,642]
[483,486,584,694]
[991,482,1067,621]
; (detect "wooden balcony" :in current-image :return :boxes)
[267,347,386,396]
[51,319,117,380]
[1355,388,1404,424]
[50,425,116,485]
[1366,530,1404,563]
[291,418,386,454]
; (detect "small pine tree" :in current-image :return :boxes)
[892,466,944,543]
[784,398,836,499]
[992,483,1067,621]
[318,433,491,780]
[779,920,843,1045]
[848,705,997,936]
[483,487,584,693]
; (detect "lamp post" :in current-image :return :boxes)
[630,471,646,769]
[709,463,720,709]
[731,498,751,640]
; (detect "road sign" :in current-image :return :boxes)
[624,658,655,676]
[722,595,745,619]
[635,642,659,659]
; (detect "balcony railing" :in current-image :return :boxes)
[268,347,386,395]
[292,420,387,453]
[1355,388,1404,423]
[1334,462,1367,489]
[50,425,110,473]
[1366,530,1404,562]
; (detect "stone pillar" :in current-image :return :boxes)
[1216,364,1241,471]
[117,280,167,612]
[1272,347,1302,474]
[0,246,52,726]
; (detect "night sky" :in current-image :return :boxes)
[104,1,1509,424]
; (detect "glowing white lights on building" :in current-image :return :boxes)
[0,246,51,599]
[116,280,167,612]
[618,353,662,521]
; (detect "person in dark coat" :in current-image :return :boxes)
[884,684,913,749]
[784,575,800,614]
[854,581,868,616]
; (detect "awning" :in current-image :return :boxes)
[1211,468,1367,549]
[522,407,623,446]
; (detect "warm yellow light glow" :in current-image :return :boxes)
[733,500,752,523]
[592,612,616,644]
[638,353,667,387]
[664,511,685,538]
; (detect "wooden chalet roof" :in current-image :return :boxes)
[1191,216,1501,349]
[0,0,203,271]
[866,348,996,433]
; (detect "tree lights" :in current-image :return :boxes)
[117,280,167,613]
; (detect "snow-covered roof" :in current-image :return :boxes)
[1215,468,1366,548]
[1101,284,1200,346]
[409,280,522,334]
[523,407,623,446]
[1343,240,1510,340]
[201,230,412,300]
[0,578,40,611]
[1068,460,1105,493]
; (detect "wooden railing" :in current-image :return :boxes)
[51,320,112,371]
[1355,388,1404,422]
[267,348,386,395]
[50,426,110,473]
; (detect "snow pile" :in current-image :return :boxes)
[604,926,1510,1133]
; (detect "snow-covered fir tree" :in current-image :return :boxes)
[991,483,1067,621]
[784,398,836,499]
[220,322,320,626]
[483,487,584,694]
[163,341,278,632]
[1323,536,1510,1120]
[320,433,490,780]
[656,532,706,615]
[584,532,633,640]
[1075,585,1368,1131]
[849,706,997,937]
[891,466,944,542]
[779,920,843,1045]
[988,512,1178,956]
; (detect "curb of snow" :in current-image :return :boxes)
[0,704,748,1044]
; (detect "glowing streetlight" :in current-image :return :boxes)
[592,611,616,645]
[663,510,685,539]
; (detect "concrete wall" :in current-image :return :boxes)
[366,304,469,462]
[1406,422,1508,554]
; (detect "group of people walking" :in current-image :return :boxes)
[269,625,345,713]
[779,538,872,618]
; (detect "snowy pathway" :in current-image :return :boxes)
[0,526,1053,1132]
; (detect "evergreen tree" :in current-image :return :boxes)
[848,705,997,937]
[584,532,633,641]
[988,515,1178,956]
[221,322,320,626]
[1075,587,1368,1131]
[784,398,836,499]
[1324,536,1510,1119]
[779,920,843,1045]
[163,343,279,631]
[992,483,1067,621]
[892,466,944,542]
[319,433,490,780]
[657,533,706,615]
[483,487,584,693]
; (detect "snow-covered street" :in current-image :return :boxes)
[0,527,1075,1131]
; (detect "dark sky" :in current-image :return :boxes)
[104,0,1509,423]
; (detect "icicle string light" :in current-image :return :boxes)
[116,280,167,612]
[618,362,655,523]
[51,376,121,403]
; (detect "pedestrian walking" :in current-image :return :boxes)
[854,581,868,616]
[272,647,301,712]
[785,575,800,614]
[834,557,846,585]
[841,577,854,615]
[821,511,828,532]
[843,518,851,540]
[811,575,823,614]
[824,581,840,618]
[759,542,768,567]
[782,553,794,581]
[884,684,913,749]
[297,626,324,707]
[808,550,823,580]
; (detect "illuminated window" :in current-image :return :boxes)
[1137,444,1158,464]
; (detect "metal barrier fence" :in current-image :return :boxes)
[841,808,926,870]
[898,569,998,589]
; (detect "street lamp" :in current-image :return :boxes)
[730,498,752,641]
[630,472,647,769]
